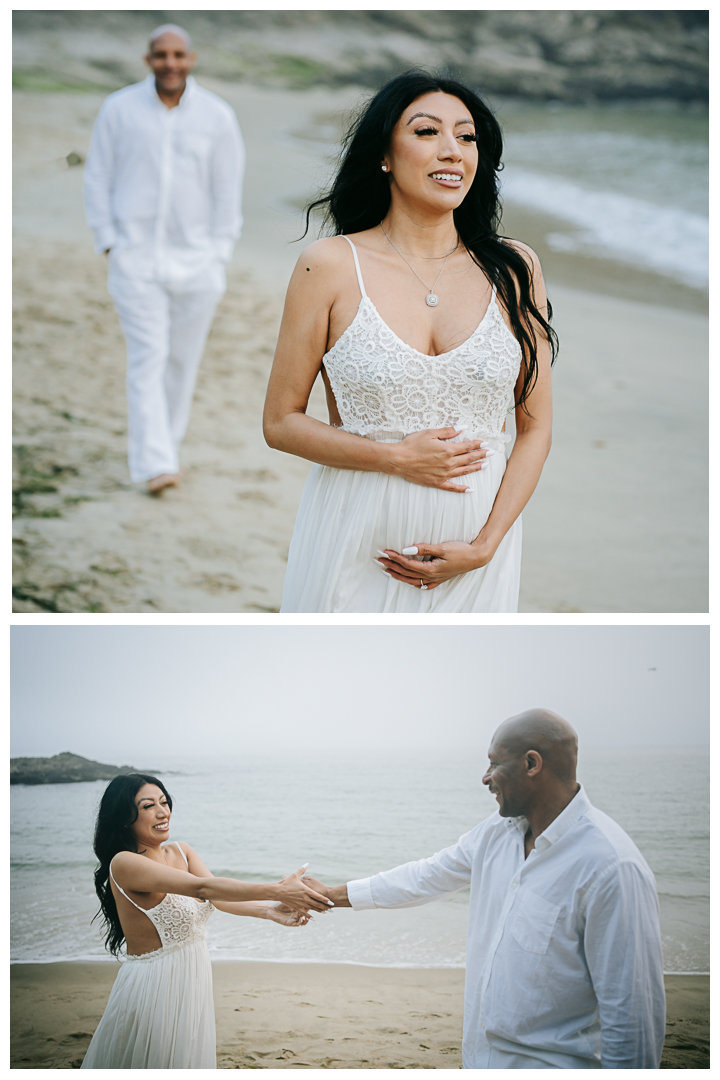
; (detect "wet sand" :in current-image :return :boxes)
[9,962,709,1069]
[12,85,708,613]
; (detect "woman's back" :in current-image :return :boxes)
[110,841,213,958]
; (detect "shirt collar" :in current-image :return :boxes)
[503,783,591,851]
[145,73,197,108]
[534,783,591,852]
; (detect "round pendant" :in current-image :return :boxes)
[426,293,439,307]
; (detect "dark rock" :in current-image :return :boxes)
[10,752,155,785]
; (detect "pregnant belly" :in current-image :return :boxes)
[283,449,514,612]
[308,448,505,555]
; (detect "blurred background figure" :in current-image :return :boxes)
[83,24,246,494]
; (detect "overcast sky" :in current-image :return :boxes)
[10,626,707,761]
[9,626,708,760]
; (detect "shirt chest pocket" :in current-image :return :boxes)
[510,888,561,955]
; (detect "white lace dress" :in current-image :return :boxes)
[81,842,216,1069]
[280,236,524,612]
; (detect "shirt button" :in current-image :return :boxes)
[511,882,518,889]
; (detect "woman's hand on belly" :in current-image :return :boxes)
[378,538,496,589]
[388,428,492,492]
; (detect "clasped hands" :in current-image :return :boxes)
[269,868,348,927]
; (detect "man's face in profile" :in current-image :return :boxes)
[483,741,528,818]
[145,33,196,95]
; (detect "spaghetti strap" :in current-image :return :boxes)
[342,235,367,299]
[173,841,188,868]
[109,860,146,913]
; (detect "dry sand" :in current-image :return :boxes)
[13,85,708,613]
[10,962,709,1069]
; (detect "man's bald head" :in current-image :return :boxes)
[149,24,193,52]
[493,709,578,784]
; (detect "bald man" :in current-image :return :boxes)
[304,710,666,1069]
[84,25,245,493]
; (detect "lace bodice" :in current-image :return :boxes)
[130,891,213,958]
[110,842,213,962]
[322,237,523,441]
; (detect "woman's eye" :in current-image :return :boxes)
[414,126,438,136]
[460,133,477,143]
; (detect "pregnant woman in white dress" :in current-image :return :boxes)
[81,773,331,1069]
[264,72,556,612]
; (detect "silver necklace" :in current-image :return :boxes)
[380,220,458,307]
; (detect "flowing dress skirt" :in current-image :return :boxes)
[281,437,521,613]
[81,940,216,1069]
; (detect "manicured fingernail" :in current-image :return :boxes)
[480,441,493,449]
[483,449,497,456]
[373,559,386,567]
[480,461,489,470]
[376,549,389,557]
[465,486,475,492]
[327,900,334,906]
[402,546,419,555]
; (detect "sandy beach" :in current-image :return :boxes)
[10,962,709,1069]
[12,83,708,613]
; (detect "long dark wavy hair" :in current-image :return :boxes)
[304,69,558,412]
[92,773,173,957]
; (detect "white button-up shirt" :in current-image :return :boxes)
[347,785,665,1069]
[83,74,245,287]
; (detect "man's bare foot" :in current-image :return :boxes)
[147,473,179,495]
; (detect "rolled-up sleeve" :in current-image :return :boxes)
[210,109,246,260]
[347,829,477,911]
[83,102,118,254]
[583,860,666,1068]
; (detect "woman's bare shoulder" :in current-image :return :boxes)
[295,235,354,272]
[173,840,195,859]
[500,237,543,273]
[110,850,142,871]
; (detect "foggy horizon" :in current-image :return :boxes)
[11,626,708,761]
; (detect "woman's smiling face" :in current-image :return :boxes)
[130,783,171,848]
[382,92,479,213]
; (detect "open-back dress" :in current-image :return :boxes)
[81,841,216,1069]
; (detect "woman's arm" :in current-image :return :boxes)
[263,238,488,493]
[210,901,310,926]
[111,849,332,913]
[380,243,553,589]
[180,845,310,924]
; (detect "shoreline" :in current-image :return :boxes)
[9,956,709,975]
[10,962,709,1069]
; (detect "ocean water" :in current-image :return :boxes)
[499,107,708,289]
[11,748,708,972]
[292,100,708,292]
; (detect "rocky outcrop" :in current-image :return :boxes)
[12,10,708,103]
[10,752,154,785]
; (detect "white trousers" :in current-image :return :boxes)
[110,275,224,483]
